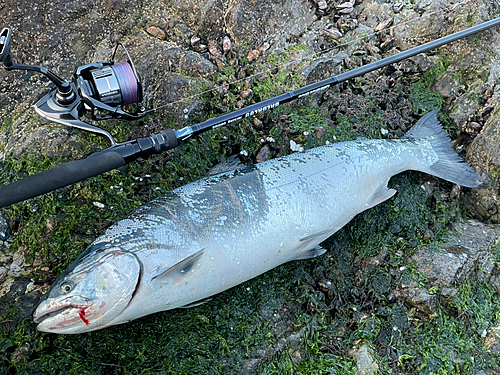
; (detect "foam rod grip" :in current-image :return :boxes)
[0,151,126,208]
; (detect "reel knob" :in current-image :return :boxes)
[0,28,13,67]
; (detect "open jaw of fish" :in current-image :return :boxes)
[32,111,487,334]
[34,246,141,333]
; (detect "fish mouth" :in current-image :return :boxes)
[33,305,75,324]
[33,299,92,333]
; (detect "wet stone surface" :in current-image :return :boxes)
[403,221,500,317]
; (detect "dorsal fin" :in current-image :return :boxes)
[207,155,244,176]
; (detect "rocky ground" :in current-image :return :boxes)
[1,0,500,374]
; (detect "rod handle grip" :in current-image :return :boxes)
[0,151,125,208]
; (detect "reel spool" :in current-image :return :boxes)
[77,43,143,112]
[75,42,144,123]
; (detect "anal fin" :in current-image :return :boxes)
[293,230,332,261]
[364,184,396,211]
[293,245,327,261]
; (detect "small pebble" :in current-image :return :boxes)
[258,42,270,52]
[146,26,166,39]
[93,202,105,209]
[190,36,201,47]
[208,40,222,56]
[315,126,325,139]
[375,18,393,32]
[336,1,354,13]
[322,28,343,39]
[257,145,271,163]
[241,89,253,98]
[290,140,304,152]
[247,49,260,61]
[222,36,232,52]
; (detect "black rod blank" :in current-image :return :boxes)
[176,16,500,140]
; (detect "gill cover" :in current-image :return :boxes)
[34,246,140,333]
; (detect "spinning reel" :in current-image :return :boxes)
[0,27,146,145]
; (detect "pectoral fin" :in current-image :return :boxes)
[300,230,331,243]
[151,248,205,284]
[207,155,244,176]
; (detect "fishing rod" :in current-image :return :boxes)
[1,17,500,208]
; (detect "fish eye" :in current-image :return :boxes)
[60,281,74,294]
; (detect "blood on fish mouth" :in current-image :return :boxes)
[34,304,90,325]
[78,307,90,326]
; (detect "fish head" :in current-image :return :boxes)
[33,243,140,334]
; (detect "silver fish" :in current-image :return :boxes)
[33,111,485,333]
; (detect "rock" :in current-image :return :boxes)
[146,26,166,39]
[247,49,260,61]
[449,92,480,128]
[357,2,394,29]
[391,6,445,50]
[409,54,438,72]
[256,145,271,163]
[432,73,462,99]
[224,0,315,45]
[484,325,500,353]
[300,51,347,84]
[10,342,32,363]
[403,285,439,317]
[410,221,500,299]
[466,87,500,223]
[179,52,218,77]
[348,345,379,375]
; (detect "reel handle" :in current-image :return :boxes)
[0,152,126,208]
[0,28,13,67]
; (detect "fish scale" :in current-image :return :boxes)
[33,111,487,333]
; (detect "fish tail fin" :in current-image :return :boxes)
[404,110,488,188]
